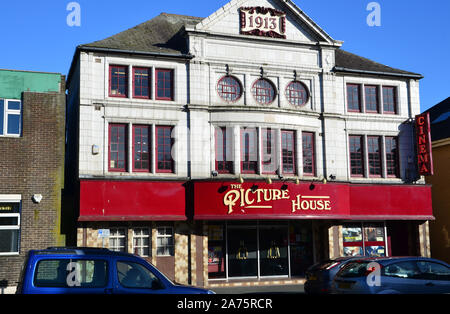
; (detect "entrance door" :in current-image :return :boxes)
[259,225,289,277]
[227,227,258,277]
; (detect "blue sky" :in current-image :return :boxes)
[0,0,448,112]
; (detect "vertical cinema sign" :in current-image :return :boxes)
[415,112,434,175]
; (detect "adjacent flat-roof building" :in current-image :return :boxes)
[66,0,432,288]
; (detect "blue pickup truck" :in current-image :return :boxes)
[16,247,215,294]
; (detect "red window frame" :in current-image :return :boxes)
[382,86,397,114]
[365,85,379,113]
[261,128,276,174]
[302,132,315,176]
[240,128,258,174]
[349,135,364,177]
[286,81,309,106]
[132,125,151,172]
[385,136,399,178]
[156,126,174,173]
[133,67,151,99]
[217,76,242,102]
[155,69,174,101]
[109,124,127,172]
[215,127,233,174]
[252,79,276,105]
[281,130,296,175]
[347,84,361,112]
[367,136,382,177]
[109,65,128,98]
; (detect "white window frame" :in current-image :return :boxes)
[156,226,174,256]
[0,195,21,256]
[132,227,151,257]
[109,227,127,252]
[0,99,22,137]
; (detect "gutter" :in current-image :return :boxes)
[334,66,424,80]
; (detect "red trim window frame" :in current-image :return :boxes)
[133,67,151,99]
[281,130,296,175]
[215,126,233,174]
[132,125,151,172]
[155,69,174,101]
[252,79,276,105]
[347,84,361,112]
[385,136,400,178]
[261,128,276,174]
[109,123,128,172]
[155,126,174,173]
[367,136,382,177]
[109,65,128,98]
[302,132,315,176]
[217,76,242,102]
[286,81,309,106]
[240,128,258,174]
[382,86,397,114]
[364,85,379,113]
[349,135,364,177]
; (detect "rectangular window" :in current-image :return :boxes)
[109,124,127,172]
[262,128,276,174]
[343,223,386,257]
[109,228,126,252]
[385,137,399,177]
[349,135,364,177]
[215,127,233,174]
[109,65,128,97]
[155,69,174,101]
[302,132,315,176]
[0,200,20,254]
[347,84,361,112]
[365,85,379,113]
[383,86,397,114]
[0,99,22,136]
[156,126,174,173]
[133,228,150,257]
[156,227,174,256]
[133,67,151,99]
[281,130,296,174]
[133,125,151,172]
[368,136,382,176]
[240,128,258,174]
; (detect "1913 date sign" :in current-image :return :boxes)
[240,7,286,39]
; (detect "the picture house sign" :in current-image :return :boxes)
[240,6,287,38]
[415,112,434,176]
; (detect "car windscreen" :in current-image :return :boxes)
[338,261,371,278]
[34,259,108,288]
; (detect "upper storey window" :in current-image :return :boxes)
[383,86,397,114]
[347,84,361,112]
[286,81,309,106]
[156,69,174,101]
[365,85,379,113]
[252,79,276,104]
[217,76,242,102]
[0,99,22,137]
[109,65,128,97]
[133,67,151,99]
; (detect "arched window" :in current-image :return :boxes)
[286,81,309,106]
[217,76,242,102]
[252,79,276,104]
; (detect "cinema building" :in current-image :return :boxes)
[66,0,433,287]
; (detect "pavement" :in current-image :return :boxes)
[211,284,305,294]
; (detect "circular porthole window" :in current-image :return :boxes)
[252,78,276,105]
[217,76,242,102]
[286,81,309,106]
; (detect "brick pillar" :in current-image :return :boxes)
[418,221,431,257]
[174,222,189,285]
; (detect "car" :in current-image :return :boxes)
[332,256,450,294]
[16,247,215,294]
[304,256,366,294]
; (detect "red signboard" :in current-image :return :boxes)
[193,181,433,220]
[79,180,187,221]
[415,112,434,175]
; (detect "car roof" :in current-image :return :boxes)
[345,256,450,266]
[29,247,137,258]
